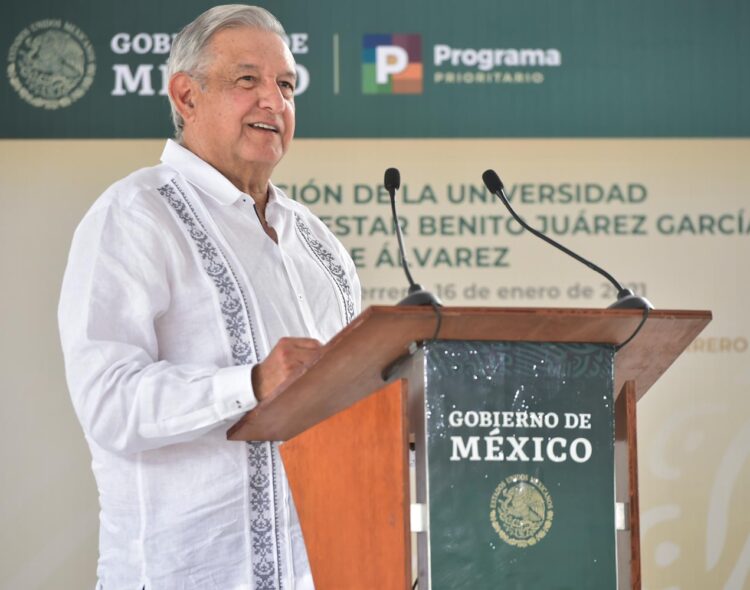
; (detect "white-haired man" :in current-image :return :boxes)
[59,5,360,589]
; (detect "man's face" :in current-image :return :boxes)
[186,27,296,181]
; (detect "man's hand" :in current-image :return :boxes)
[251,337,323,402]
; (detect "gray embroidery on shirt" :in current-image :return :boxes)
[158,179,281,590]
[270,445,285,589]
[293,213,355,323]
[247,442,280,590]
[157,180,259,364]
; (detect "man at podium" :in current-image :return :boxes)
[58,5,360,589]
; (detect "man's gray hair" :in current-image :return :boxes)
[167,4,286,141]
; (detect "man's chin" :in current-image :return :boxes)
[238,151,284,172]
[240,139,285,160]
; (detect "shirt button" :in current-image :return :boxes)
[298,294,303,301]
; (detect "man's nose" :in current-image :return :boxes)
[258,80,285,112]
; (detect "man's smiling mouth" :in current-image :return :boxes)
[249,122,278,132]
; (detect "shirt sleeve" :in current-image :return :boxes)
[58,196,257,455]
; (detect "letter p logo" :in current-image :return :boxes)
[376,46,408,83]
[363,34,422,94]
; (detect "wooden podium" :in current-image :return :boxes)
[228,306,710,590]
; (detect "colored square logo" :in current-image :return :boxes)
[362,34,423,94]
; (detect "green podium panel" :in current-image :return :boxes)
[421,341,615,589]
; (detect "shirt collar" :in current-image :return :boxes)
[160,139,244,207]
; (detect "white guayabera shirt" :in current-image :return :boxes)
[58,140,361,590]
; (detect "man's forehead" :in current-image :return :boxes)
[208,29,296,72]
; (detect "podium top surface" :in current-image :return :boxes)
[228,306,711,441]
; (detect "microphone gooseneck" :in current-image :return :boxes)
[384,168,417,288]
[482,169,653,310]
[384,167,442,307]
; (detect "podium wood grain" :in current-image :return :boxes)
[280,381,410,590]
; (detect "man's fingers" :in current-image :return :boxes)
[251,337,325,402]
[274,338,323,365]
[278,348,321,371]
[277,337,323,350]
[274,337,323,369]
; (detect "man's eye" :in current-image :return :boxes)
[279,81,295,92]
[239,76,255,83]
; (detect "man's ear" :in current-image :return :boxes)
[169,72,199,124]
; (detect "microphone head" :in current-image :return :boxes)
[384,167,401,191]
[482,169,504,193]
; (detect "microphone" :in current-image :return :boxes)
[384,168,442,307]
[482,169,653,310]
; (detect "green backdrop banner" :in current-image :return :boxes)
[1,0,748,138]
